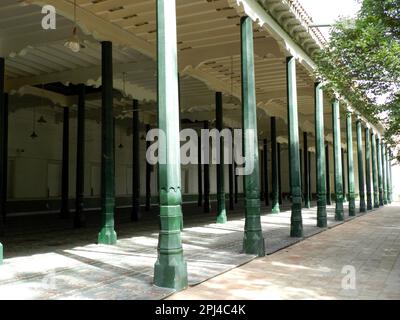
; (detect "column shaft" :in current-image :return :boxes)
[346,113,356,216]
[332,100,344,221]
[98,41,117,244]
[303,132,310,208]
[197,133,203,207]
[0,92,8,225]
[388,149,392,203]
[356,120,366,212]
[271,117,279,213]
[365,127,372,210]
[382,143,387,204]
[216,92,227,223]
[325,144,332,205]
[145,124,152,211]
[263,139,269,206]
[286,56,303,237]
[278,143,283,205]
[60,107,70,218]
[241,16,265,256]
[341,148,347,202]
[377,138,383,206]
[371,133,379,208]
[0,57,5,244]
[131,99,140,221]
[203,121,211,213]
[154,0,188,290]
[74,84,86,227]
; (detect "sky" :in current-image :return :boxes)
[297,0,361,39]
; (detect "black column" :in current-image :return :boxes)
[278,143,283,205]
[0,58,4,235]
[263,139,269,206]
[197,132,203,207]
[325,143,332,205]
[228,128,234,210]
[308,150,312,205]
[60,107,70,218]
[0,92,8,225]
[131,100,140,221]
[74,84,86,228]
[303,132,310,208]
[203,120,211,213]
[145,124,151,211]
[234,159,238,204]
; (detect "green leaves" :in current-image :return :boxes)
[315,0,400,160]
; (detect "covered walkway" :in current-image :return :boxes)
[169,203,400,300]
[0,201,355,299]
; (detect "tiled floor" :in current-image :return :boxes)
[0,201,362,299]
[169,203,400,300]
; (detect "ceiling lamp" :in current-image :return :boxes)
[37,115,47,124]
[64,1,83,53]
[30,131,38,139]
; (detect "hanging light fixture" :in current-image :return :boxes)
[37,115,47,124]
[118,122,124,149]
[65,0,83,53]
[37,84,47,124]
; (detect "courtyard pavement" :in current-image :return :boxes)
[169,203,400,300]
[0,200,385,299]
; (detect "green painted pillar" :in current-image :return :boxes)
[286,56,303,237]
[0,92,8,225]
[371,133,379,208]
[387,149,393,204]
[131,99,141,221]
[154,0,188,290]
[303,132,311,208]
[0,57,4,250]
[314,82,327,226]
[308,150,312,203]
[241,16,265,256]
[332,100,344,221]
[203,120,211,213]
[356,119,366,212]
[74,84,86,228]
[263,139,269,206]
[197,133,203,207]
[228,151,234,210]
[365,127,372,210]
[341,148,347,203]
[271,117,279,213]
[278,143,283,205]
[325,144,332,205]
[60,107,70,219]
[346,112,356,216]
[98,41,117,245]
[216,92,227,223]
[382,143,388,204]
[145,124,152,211]
[377,138,384,206]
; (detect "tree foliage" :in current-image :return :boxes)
[315,0,400,159]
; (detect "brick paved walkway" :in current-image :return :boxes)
[0,200,378,299]
[169,203,400,300]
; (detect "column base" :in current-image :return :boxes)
[359,199,366,212]
[317,203,327,228]
[304,201,311,209]
[154,253,188,291]
[335,199,344,221]
[98,227,117,245]
[290,202,303,237]
[130,205,141,222]
[0,242,3,265]
[348,198,356,216]
[216,210,227,224]
[271,201,280,214]
[243,232,265,257]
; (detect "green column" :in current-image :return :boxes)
[346,112,356,216]
[365,127,372,210]
[382,143,388,204]
[303,132,311,208]
[341,148,347,202]
[145,124,152,211]
[98,41,117,245]
[228,143,234,210]
[263,139,269,206]
[131,100,141,221]
[371,133,379,208]
[325,144,332,205]
[60,107,70,218]
[154,0,187,290]
[203,120,211,213]
[356,119,366,212]
[286,56,303,237]
[216,92,227,223]
[388,149,392,204]
[377,138,383,206]
[271,117,279,213]
[0,57,4,263]
[74,84,86,228]
[241,16,265,256]
[332,100,344,221]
